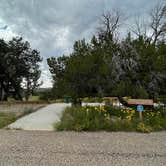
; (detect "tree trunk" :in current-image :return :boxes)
[25,92,30,101]
[9,79,22,101]
[0,83,2,101]
[0,81,8,101]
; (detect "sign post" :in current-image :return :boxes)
[137,105,144,120]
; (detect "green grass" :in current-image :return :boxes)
[0,112,17,128]
[55,105,166,133]
[7,95,48,103]
[27,96,40,102]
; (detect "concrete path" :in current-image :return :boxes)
[8,103,71,131]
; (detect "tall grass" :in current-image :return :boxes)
[0,103,46,128]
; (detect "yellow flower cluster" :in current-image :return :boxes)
[83,106,136,121]
[121,108,135,121]
[85,106,110,119]
[144,110,159,118]
[145,111,155,117]
[94,106,106,112]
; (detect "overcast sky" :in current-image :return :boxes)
[0,0,164,88]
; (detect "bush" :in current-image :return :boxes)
[136,122,152,133]
[55,105,166,132]
[143,107,166,130]
[105,104,135,120]
[56,106,109,131]
[154,107,166,118]
[55,105,135,131]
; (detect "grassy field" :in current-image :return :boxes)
[0,103,46,128]
[24,96,40,102]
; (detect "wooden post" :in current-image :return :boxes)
[139,111,142,121]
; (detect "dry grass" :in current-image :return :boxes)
[0,104,45,113]
[0,103,46,128]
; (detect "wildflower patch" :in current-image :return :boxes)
[55,104,166,133]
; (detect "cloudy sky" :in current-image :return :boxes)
[0,0,164,88]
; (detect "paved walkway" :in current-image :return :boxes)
[8,103,71,131]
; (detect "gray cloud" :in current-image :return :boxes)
[0,0,164,87]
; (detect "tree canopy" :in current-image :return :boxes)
[0,37,42,101]
[48,3,166,101]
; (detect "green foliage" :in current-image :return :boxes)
[157,95,166,104]
[143,107,166,130]
[136,123,152,133]
[105,104,122,117]
[0,112,17,128]
[55,105,166,132]
[47,6,166,100]
[0,37,42,101]
[48,25,166,100]
[28,96,40,102]
[155,107,166,118]
[56,106,109,131]
[56,105,136,131]
[108,119,134,132]
[39,89,52,101]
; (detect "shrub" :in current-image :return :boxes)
[55,105,166,132]
[55,105,135,131]
[105,104,135,120]
[154,107,166,118]
[143,107,166,130]
[56,106,110,131]
[136,122,152,133]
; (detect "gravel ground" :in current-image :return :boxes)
[0,130,165,166]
